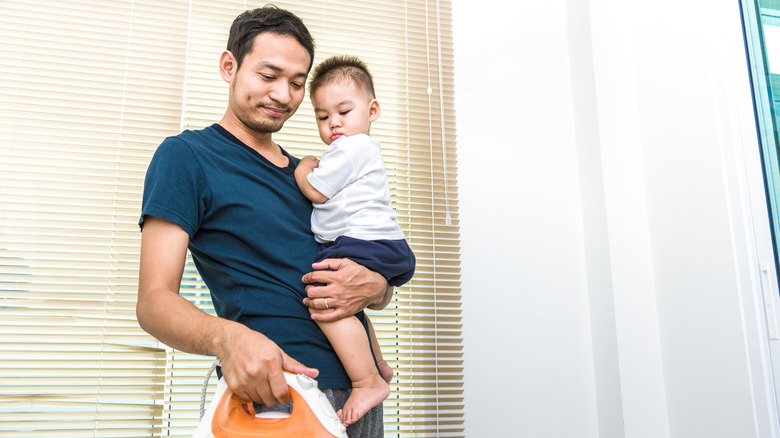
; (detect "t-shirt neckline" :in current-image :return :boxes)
[210,123,296,173]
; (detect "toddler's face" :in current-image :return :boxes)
[312,80,378,145]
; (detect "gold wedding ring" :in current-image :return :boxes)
[324,298,329,309]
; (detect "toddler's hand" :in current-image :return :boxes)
[299,155,320,169]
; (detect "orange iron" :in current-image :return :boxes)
[192,372,348,438]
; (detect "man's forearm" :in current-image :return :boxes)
[136,286,234,358]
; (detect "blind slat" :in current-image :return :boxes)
[1,0,460,436]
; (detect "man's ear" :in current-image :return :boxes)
[219,50,237,83]
[368,99,381,122]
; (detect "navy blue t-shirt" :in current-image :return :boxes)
[140,124,359,388]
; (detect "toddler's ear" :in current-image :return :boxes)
[369,99,381,122]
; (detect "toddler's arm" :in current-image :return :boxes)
[294,156,328,204]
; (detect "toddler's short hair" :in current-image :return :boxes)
[309,55,375,99]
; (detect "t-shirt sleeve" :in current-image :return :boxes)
[306,134,379,199]
[139,136,205,238]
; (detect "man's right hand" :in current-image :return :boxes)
[216,324,319,406]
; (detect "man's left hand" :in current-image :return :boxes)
[302,258,391,322]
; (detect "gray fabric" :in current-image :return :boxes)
[256,387,383,438]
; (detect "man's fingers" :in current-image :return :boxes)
[310,307,350,323]
[225,373,262,405]
[268,369,291,405]
[282,353,319,379]
[303,293,337,308]
[306,296,328,309]
[311,258,346,272]
[311,297,330,309]
[302,258,351,285]
[218,331,296,407]
[229,385,253,404]
[302,269,329,287]
[265,354,319,405]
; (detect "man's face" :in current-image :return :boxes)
[228,32,311,134]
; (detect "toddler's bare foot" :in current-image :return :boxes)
[377,359,393,383]
[336,374,390,426]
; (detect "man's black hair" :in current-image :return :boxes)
[227,5,315,71]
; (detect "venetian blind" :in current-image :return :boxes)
[0,0,461,436]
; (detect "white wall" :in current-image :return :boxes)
[455,1,600,436]
[455,0,780,436]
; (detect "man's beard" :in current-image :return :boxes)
[236,101,292,133]
[242,116,286,134]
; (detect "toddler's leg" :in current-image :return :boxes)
[366,317,393,383]
[317,316,390,426]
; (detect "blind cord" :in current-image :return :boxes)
[423,0,442,432]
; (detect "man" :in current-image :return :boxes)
[136,6,390,436]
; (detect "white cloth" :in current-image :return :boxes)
[307,133,405,243]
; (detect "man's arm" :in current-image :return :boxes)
[301,258,393,322]
[136,216,317,405]
[294,156,328,204]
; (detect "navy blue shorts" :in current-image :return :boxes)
[316,236,415,287]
